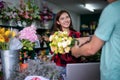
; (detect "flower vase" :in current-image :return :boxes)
[0,50,20,80]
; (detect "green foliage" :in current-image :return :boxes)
[21,39,35,51]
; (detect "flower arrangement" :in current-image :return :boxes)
[18,0,41,23]
[18,25,38,51]
[18,25,38,63]
[0,1,19,22]
[49,31,76,54]
[0,7,20,21]
[40,4,53,23]
[0,25,38,50]
[40,1,54,28]
[0,27,16,50]
[0,0,41,26]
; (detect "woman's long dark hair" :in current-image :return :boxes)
[51,10,76,33]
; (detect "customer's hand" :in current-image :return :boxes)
[71,37,92,57]
[71,40,81,58]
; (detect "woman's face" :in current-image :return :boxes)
[57,12,71,29]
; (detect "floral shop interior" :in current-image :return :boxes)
[0,0,109,80]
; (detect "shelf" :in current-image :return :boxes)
[0,25,24,30]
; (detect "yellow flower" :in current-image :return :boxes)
[0,34,5,42]
[4,29,11,37]
[11,31,16,37]
[50,46,57,53]
[0,27,17,50]
[64,47,71,53]
[58,47,64,54]
[0,28,5,34]
[4,29,16,38]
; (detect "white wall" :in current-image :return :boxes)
[69,12,80,31]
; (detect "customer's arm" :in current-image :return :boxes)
[76,36,92,47]
[71,35,104,57]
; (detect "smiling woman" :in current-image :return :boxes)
[46,10,82,79]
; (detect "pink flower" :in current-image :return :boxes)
[18,25,38,42]
[24,11,30,19]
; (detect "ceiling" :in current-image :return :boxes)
[47,0,108,14]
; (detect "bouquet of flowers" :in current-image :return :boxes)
[18,25,38,63]
[0,0,41,26]
[18,25,38,51]
[49,31,76,54]
[0,27,17,50]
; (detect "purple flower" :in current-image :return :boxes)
[0,1,5,10]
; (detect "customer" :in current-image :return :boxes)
[71,0,120,80]
[48,10,89,77]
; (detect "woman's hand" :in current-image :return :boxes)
[42,35,49,42]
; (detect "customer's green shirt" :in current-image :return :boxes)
[95,0,120,80]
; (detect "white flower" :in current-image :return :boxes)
[58,42,62,47]
[66,39,71,45]
[49,35,54,41]
[62,41,68,48]
[64,47,71,53]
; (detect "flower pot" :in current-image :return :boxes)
[20,63,28,72]
[0,50,20,80]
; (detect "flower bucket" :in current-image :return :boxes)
[0,50,20,80]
